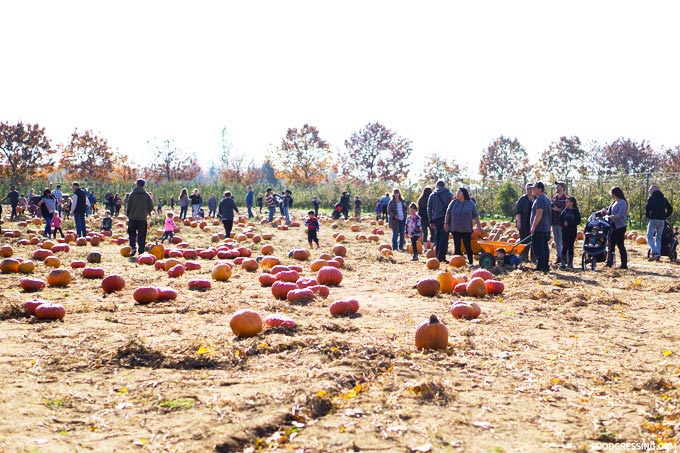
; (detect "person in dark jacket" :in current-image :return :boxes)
[207,195,218,218]
[417,187,433,244]
[340,191,350,220]
[645,185,673,261]
[218,191,240,238]
[126,179,155,256]
[559,196,581,269]
[70,182,90,238]
[246,186,254,218]
[427,180,453,262]
[515,183,534,262]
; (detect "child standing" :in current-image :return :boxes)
[560,196,582,269]
[161,212,177,243]
[101,210,113,232]
[51,214,64,238]
[406,203,422,261]
[305,210,320,249]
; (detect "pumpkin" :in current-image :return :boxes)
[258,273,277,287]
[120,246,132,257]
[156,287,178,301]
[198,249,216,260]
[276,270,300,283]
[89,235,101,246]
[43,256,61,268]
[260,256,280,270]
[466,277,487,297]
[188,279,212,290]
[486,280,505,295]
[184,261,201,270]
[230,309,263,338]
[42,240,55,250]
[260,244,275,255]
[425,248,437,259]
[252,235,262,243]
[154,259,167,271]
[236,247,252,258]
[470,269,494,281]
[149,244,165,260]
[288,264,303,273]
[33,249,54,261]
[288,249,309,261]
[416,278,440,297]
[332,256,345,268]
[51,244,70,253]
[137,253,157,265]
[35,303,66,320]
[209,264,231,283]
[233,257,245,266]
[450,301,481,320]
[309,284,330,298]
[18,260,36,273]
[0,245,13,257]
[332,245,347,257]
[436,271,455,294]
[296,277,318,288]
[350,224,361,232]
[448,255,467,268]
[415,315,449,350]
[76,237,88,246]
[182,249,198,260]
[287,288,315,304]
[318,253,333,260]
[133,286,159,304]
[70,260,87,269]
[335,234,346,243]
[636,236,648,245]
[24,298,47,315]
[0,258,20,273]
[264,314,296,330]
[317,266,343,286]
[82,267,105,279]
[162,258,181,271]
[310,259,328,272]
[271,281,298,300]
[426,258,440,270]
[47,269,72,287]
[167,264,186,278]
[20,277,46,292]
[329,298,360,316]
[242,258,259,272]
[102,274,126,293]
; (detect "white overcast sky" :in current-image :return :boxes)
[4,1,680,177]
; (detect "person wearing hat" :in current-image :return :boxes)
[530,181,552,272]
[551,182,568,265]
[126,179,155,257]
[515,183,534,262]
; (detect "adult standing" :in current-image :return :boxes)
[218,191,240,238]
[354,196,362,219]
[245,186,254,218]
[312,196,319,217]
[380,193,390,221]
[37,189,57,238]
[113,193,122,216]
[417,187,433,245]
[52,184,63,217]
[170,196,175,210]
[427,180,454,263]
[515,183,534,262]
[444,187,482,265]
[340,191,350,220]
[265,188,277,222]
[387,188,408,251]
[645,185,673,261]
[179,188,189,219]
[257,193,264,215]
[529,182,552,272]
[1,186,20,219]
[70,182,90,238]
[207,195,218,218]
[283,190,292,224]
[126,179,155,257]
[190,189,201,217]
[600,187,628,269]
[551,182,568,265]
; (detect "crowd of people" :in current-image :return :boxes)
[1,179,675,272]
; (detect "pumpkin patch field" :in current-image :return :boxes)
[1,213,679,452]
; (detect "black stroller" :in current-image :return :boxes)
[646,221,678,263]
[331,202,342,220]
[581,211,612,270]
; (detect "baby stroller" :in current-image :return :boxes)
[581,211,612,270]
[646,221,678,263]
[331,202,342,220]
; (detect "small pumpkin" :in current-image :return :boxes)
[466,277,487,297]
[24,298,47,315]
[20,277,46,292]
[120,246,132,257]
[85,251,102,264]
[156,287,178,301]
[187,279,212,290]
[271,281,298,300]
[260,244,275,255]
[332,245,347,257]
[264,314,296,330]
[485,280,505,295]
[329,298,360,316]
[450,301,481,320]
[309,284,330,298]
[416,278,440,297]
[102,274,126,293]
[184,261,201,270]
[230,309,263,338]
[415,314,449,350]
[82,267,105,279]
[0,258,20,273]
[310,259,328,272]
[436,271,455,294]
[137,253,157,265]
[43,256,61,268]
[70,260,87,269]
[33,249,54,261]
[288,249,309,261]
[18,260,36,274]
[426,258,440,270]
[133,286,159,304]
[470,269,494,281]
[35,303,66,320]
[167,264,186,278]
[258,273,277,287]
[448,255,467,268]
[287,288,315,304]
[47,269,72,287]
[241,258,259,272]
[211,263,232,281]
[149,244,165,260]
[276,270,301,283]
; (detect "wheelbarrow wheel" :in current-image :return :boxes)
[479,253,495,269]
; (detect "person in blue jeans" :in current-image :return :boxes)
[70,182,90,238]
[246,186,254,218]
[530,181,552,272]
[265,188,277,223]
[645,185,673,261]
[387,188,407,251]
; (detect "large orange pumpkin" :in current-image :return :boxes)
[0,258,19,273]
[230,309,263,338]
[260,256,280,270]
[436,271,455,294]
[466,277,487,297]
[288,249,309,261]
[18,260,36,274]
[448,255,467,268]
[43,256,61,268]
[211,263,232,281]
[317,266,343,286]
[415,315,449,350]
[47,269,72,287]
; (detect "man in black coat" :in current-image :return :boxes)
[645,185,673,261]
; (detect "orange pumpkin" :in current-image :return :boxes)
[43,256,61,268]
[276,270,301,283]
[0,245,13,258]
[470,269,494,281]
[149,244,165,260]
[466,277,487,297]
[448,255,466,268]
[426,258,440,270]
[260,256,280,270]
[415,315,449,350]
[242,258,259,272]
[18,260,36,274]
[486,280,505,295]
[436,271,455,294]
[211,263,233,281]
[230,309,263,338]
[450,301,481,320]
[102,274,126,293]
[258,273,277,287]
[120,246,132,257]
[288,249,309,261]
[0,258,20,273]
[416,278,440,297]
[47,269,72,287]
[332,245,347,257]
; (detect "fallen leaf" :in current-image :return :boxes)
[662,350,673,356]
[408,443,432,452]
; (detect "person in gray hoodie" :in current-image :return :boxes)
[126,179,155,257]
[427,180,454,262]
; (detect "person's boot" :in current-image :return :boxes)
[560,254,566,269]
[568,251,574,269]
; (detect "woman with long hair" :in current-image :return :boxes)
[417,187,434,244]
[179,188,189,220]
[387,188,408,251]
[444,187,482,265]
[600,186,628,269]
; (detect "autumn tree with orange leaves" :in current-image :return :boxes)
[0,121,54,186]
[479,135,530,181]
[268,124,331,186]
[342,122,411,184]
[143,139,201,182]
[59,130,118,182]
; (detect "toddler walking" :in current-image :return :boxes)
[406,203,422,261]
[161,212,177,243]
[51,215,64,239]
[305,210,320,249]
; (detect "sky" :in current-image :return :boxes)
[4,1,680,179]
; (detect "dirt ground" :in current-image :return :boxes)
[0,212,679,453]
